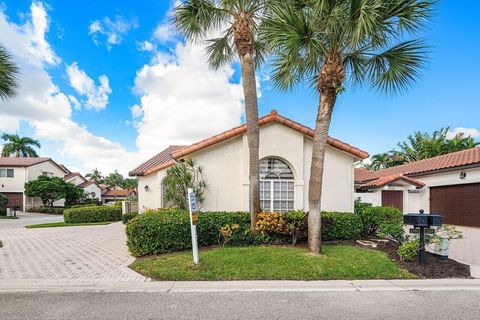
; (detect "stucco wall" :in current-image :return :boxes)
[83,184,102,201]
[0,167,27,193]
[354,191,382,207]
[25,161,67,209]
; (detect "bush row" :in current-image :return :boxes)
[126,208,378,256]
[26,206,66,215]
[64,206,122,223]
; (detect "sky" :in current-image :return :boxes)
[0,1,479,176]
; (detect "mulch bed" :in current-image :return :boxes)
[326,240,471,279]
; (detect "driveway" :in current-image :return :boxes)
[0,212,146,282]
[448,226,480,277]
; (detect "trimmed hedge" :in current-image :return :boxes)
[321,211,363,241]
[64,206,122,223]
[122,212,139,224]
[126,210,250,256]
[27,206,66,215]
[359,206,404,241]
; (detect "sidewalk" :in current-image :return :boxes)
[1,279,480,293]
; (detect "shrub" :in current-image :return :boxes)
[255,211,286,234]
[354,197,372,214]
[64,206,122,223]
[122,212,139,224]
[398,239,419,262]
[0,193,8,216]
[70,204,99,209]
[321,211,363,241]
[359,206,404,241]
[285,210,308,245]
[126,209,250,256]
[27,206,65,214]
[219,224,240,246]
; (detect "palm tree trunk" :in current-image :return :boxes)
[308,91,337,254]
[240,53,260,231]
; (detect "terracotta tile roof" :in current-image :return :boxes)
[64,172,84,181]
[129,145,185,176]
[59,164,71,174]
[172,110,369,160]
[77,180,98,188]
[0,157,51,167]
[102,188,136,197]
[355,147,480,184]
[358,174,425,189]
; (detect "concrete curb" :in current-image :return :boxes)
[1,279,480,293]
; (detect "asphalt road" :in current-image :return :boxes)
[1,291,479,320]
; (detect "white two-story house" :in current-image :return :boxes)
[0,157,68,211]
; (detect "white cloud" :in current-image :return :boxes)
[137,40,156,52]
[133,41,244,158]
[446,127,480,139]
[88,15,138,49]
[67,94,81,109]
[0,2,137,175]
[66,62,112,110]
[130,104,143,118]
[153,23,176,43]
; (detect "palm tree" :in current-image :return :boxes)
[104,171,124,201]
[263,0,433,253]
[1,133,41,157]
[85,168,104,183]
[173,0,269,231]
[0,45,18,101]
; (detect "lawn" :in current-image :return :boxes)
[130,245,415,281]
[25,221,112,229]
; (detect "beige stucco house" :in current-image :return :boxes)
[354,147,480,227]
[64,172,103,202]
[0,157,69,211]
[130,110,368,213]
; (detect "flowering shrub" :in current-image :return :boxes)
[219,224,240,246]
[255,211,287,234]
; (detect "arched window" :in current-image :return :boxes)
[259,158,294,212]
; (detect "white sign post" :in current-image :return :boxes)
[187,188,199,264]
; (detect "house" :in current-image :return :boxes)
[101,187,136,204]
[64,172,103,203]
[130,110,368,213]
[354,147,480,227]
[0,157,69,211]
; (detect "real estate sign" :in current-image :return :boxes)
[187,188,199,264]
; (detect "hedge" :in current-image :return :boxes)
[359,206,404,241]
[122,212,139,224]
[126,209,364,256]
[321,211,363,241]
[27,206,66,215]
[64,206,122,223]
[126,210,250,256]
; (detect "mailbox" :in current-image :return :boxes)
[403,213,443,227]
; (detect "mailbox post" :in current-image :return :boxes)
[403,209,443,266]
[187,188,199,265]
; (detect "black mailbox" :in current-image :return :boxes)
[403,213,443,227]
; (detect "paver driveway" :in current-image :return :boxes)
[0,213,146,282]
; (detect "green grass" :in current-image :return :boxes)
[25,221,112,229]
[130,245,414,281]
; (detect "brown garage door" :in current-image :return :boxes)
[430,183,480,227]
[382,190,403,211]
[2,192,23,211]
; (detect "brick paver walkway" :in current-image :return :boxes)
[0,215,146,282]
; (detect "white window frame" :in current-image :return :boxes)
[0,168,14,178]
[259,158,294,213]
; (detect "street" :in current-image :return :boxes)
[1,290,479,320]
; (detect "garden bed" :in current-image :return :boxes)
[130,245,414,281]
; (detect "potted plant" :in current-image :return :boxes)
[432,225,463,259]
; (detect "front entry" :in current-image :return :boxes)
[381,190,403,212]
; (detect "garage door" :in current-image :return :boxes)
[2,192,24,211]
[430,183,480,227]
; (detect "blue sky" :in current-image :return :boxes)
[0,1,479,175]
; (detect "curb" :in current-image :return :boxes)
[1,279,480,293]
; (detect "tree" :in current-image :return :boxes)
[104,171,124,201]
[364,151,406,170]
[64,182,85,206]
[1,133,41,157]
[24,176,67,207]
[163,159,207,211]
[173,0,269,231]
[122,178,138,192]
[85,168,104,183]
[0,45,19,101]
[263,0,433,253]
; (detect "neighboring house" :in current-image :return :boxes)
[354,147,480,227]
[130,110,368,213]
[64,172,102,202]
[101,187,136,204]
[0,157,69,211]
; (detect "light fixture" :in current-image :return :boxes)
[144,185,149,192]
[460,171,467,180]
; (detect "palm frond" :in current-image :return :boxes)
[0,45,19,101]
[205,29,235,69]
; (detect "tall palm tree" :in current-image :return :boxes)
[104,171,124,201]
[1,133,41,157]
[0,45,19,101]
[173,0,269,230]
[263,0,433,253]
[85,168,104,183]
